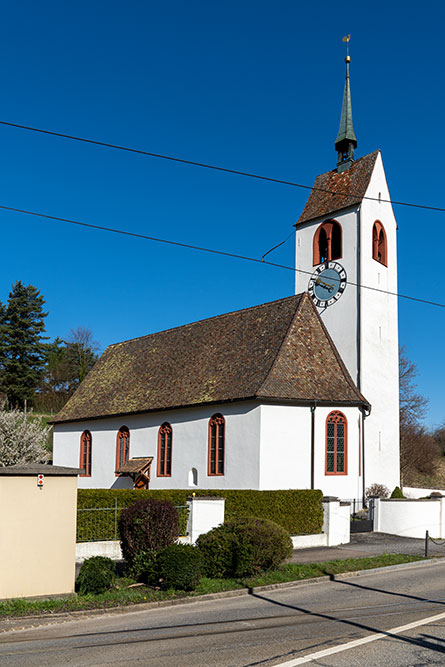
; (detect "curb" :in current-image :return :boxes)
[0,557,442,634]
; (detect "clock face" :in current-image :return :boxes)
[308,261,347,308]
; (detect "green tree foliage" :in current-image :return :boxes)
[0,282,48,408]
[399,347,438,482]
[35,327,99,413]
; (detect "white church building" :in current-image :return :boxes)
[52,53,400,502]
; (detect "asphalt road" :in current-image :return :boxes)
[1,560,445,666]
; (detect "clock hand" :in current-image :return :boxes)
[315,278,335,292]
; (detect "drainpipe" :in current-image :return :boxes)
[361,405,371,504]
[310,402,317,489]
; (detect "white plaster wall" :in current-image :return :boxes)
[295,208,360,385]
[374,498,443,538]
[313,406,362,500]
[53,401,261,490]
[259,404,311,489]
[258,404,362,499]
[360,152,400,492]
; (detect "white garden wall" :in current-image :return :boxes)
[374,497,445,538]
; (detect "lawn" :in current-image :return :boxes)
[0,554,425,618]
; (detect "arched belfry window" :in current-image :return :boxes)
[115,426,130,473]
[372,221,387,266]
[325,411,347,475]
[208,414,225,476]
[313,220,342,266]
[79,430,92,477]
[157,423,172,477]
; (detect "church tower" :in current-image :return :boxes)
[295,47,400,495]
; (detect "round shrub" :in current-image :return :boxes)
[156,543,203,591]
[75,556,116,595]
[127,550,158,583]
[390,486,405,499]
[365,483,390,500]
[197,516,293,578]
[119,498,179,565]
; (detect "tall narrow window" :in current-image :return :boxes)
[325,411,347,475]
[208,414,225,476]
[313,220,342,265]
[79,430,92,477]
[115,426,130,473]
[157,423,172,476]
[372,221,387,266]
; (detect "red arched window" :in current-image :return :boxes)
[372,221,387,266]
[157,423,172,476]
[208,414,225,476]
[313,219,342,266]
[115,426,130,473]
[79,430,92,477]
[325,411,347,475]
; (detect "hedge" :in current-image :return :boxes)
[77,488,323,538]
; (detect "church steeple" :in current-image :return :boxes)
[335,36,357,172]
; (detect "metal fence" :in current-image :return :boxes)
[76,500,189,543]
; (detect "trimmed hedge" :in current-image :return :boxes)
[77,488,323,537]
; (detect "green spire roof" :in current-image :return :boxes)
[335,60,357,153]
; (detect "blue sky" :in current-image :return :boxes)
[0,1,443,426]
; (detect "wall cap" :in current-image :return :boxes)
[0,464,81,476]
[322,496,340,502]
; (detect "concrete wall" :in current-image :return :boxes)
[54,401,261,490]
[403,487,445,499]
[374,497,445,538]
[0,475,77,599]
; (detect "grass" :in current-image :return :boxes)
[0,554,425,618]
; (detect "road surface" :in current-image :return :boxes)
[1,560,445,665]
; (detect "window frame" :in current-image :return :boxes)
[372,221,388,266]
[115,426,130,475]
[208,414,225,476]
[313,219,343,266]
[325,411,348,476]
[79,430,92,477]
[157,422,173,477]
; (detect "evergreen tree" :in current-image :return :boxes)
[0,282,48,407]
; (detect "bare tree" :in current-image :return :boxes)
[399,346,428,426]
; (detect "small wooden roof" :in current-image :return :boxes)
[117,457,153,475]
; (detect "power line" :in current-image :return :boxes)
[0,201,443,309]
[0,119,444,213]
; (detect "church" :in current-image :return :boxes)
[52,52,400,504]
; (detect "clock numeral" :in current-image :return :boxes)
[340,282,346,289]
[340,271,346,279]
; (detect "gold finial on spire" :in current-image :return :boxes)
[342,34,351,63]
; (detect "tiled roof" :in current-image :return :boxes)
[296,151,379,225]
[118,457,153,474]
[52,293,368,424]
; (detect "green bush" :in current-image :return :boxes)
[155,544,203,591]
[197,516,293,578]
[127,550,158,583]
[75,556,116,595]
[78,488,323,536]
[118,498,179,565]
[390,486,405,499]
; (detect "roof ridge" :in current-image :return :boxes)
[306,298,369,405]
[107,293,301,349]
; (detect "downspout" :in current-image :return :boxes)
[357,205,362,391]
[361,404,371,504]
[310,402,317,489]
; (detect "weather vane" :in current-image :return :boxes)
[342,34,351,63]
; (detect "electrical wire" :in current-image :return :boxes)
[0,202,443,309]
[0,119,444,213]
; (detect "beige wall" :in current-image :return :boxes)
[0,475,77,599]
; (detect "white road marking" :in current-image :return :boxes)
[275,610,445,665]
